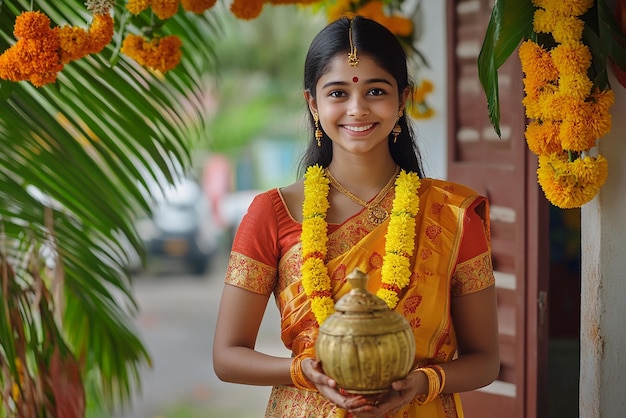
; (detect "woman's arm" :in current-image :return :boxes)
[212,283,292,386]
[440,284,500,392]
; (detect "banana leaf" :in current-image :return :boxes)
[0,0,222,414]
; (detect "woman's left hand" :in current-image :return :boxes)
[352,371,426,417]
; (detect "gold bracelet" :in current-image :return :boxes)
[290,353,317,391]
[414,366,441,405]
[430,364,446,395]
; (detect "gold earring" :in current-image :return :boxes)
[392,110,403,143]
[313,113,323,147]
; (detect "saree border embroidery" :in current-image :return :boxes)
[225,251,277,295]
[450,252,495,296]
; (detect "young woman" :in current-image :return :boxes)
[213,16,500,418]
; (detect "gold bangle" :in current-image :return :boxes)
[430,364,446,395]
[290,353,317,391]
[414,366,441,405]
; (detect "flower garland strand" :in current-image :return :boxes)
[518,0,614,208]
[301,165,421,325]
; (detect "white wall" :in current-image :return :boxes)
[580,70,626,418]
[409,0,448,180]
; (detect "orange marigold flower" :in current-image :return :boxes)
[588,89,614,139]
[59,26,90,63]
[230,0,264,20]
[560,116,595,152]
[385,16,413,37]
[537,153,608,208]
[87,14,114,54]
[181,0,217,14]
[558,72,593,100]
[550,42,591,74]
[518,40,559,84]
[126,0,151,15]
[356,1,386,23]
[121,33,182,73]
[152,0,181,19]
[552,16,585,43]
[30,71,59,87]
[525,120,562,155]
[13,11,51,39]
[533,8,558,34]
[540,0,593,17]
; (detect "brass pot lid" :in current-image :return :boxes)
[334,268,390,313]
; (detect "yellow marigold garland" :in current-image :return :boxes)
[519,0,613,208]
[301,165,420,324]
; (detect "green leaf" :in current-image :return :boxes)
[478,0,534,137]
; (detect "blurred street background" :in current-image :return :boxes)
[112,249,290,418]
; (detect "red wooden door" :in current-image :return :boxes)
[446,1,550,417]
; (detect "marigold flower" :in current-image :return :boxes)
[588,89,614,138]
[551,42,592,74]
[87,14,114,54]
[533,8,558,33]
[553,16,585,43]
[152,0,181,19]
[121,33,183,73]
[59,26,90,63]
[13,11,51,39]
[519,40,559,84]
[558,72,593,100]
[525,120,562,155]
[230,0,264,20]
[559,115,595,152]
[126,0,151,15]
[538,0,593,17]
[385,16,413,37]
[181,0,217,13]
[537,153,608,208]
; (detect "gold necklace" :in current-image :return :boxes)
[325,166,400,225]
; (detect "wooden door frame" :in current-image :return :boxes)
[445,1,550,416]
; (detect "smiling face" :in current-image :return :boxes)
[306,54,409,158]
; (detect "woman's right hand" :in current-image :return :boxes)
[301,358,390,417]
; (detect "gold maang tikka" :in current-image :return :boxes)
[347,19,359,67]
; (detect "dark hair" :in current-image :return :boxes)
[297,15,425,178]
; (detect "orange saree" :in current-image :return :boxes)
[225,178,495,418]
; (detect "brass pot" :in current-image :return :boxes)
[315,268,416,395]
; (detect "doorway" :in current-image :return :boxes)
[548,206,581,418]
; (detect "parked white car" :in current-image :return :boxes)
[132,176,223,275]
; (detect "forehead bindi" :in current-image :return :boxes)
[319,55,394,89]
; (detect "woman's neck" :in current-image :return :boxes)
[326,158,398,200]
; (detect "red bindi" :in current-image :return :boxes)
[352,76,359,83]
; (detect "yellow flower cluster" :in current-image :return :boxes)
[126,0,217,19]
[518,0,614,208]
[301,165,420,324]
[0,11,113,87]
[121,34,183,73]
